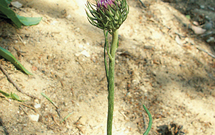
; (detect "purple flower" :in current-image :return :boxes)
[97,0,115,9]
[86,0,129,31]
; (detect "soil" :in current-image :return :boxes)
[0,0,215,135]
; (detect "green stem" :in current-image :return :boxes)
[104,30,109,81]
[143,104,152,135]
[107,29,118,135]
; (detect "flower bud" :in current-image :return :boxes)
[86,0,129,32]
[97,0,115,9]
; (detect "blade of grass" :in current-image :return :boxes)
[0,46,32,75]
[41,92,58,108]
[60,112,74,124]
[0,89,24,102]
[0,90,10,97]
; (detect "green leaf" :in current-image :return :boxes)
[5,0,12,5]
[0,5,22,28]
[0,0,10,7]
[60,112,73,124]
[41,92,58,108]
[0,46,32,75]
[0,13,8,18]
[0,0,42,27]
[16,15,42,26]
[10,92,23,101]
[186,15,191,20]
[0,90,24,102]
[0,90,10,97]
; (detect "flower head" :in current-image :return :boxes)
[97,0,115,9]
[86,0,129,32]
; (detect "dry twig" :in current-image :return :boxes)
[196,47,215,59]
[17,34,26,46]
[0,64,37,99]
[18,102,38,113]
[138,0,146,8]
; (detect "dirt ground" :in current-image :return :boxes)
[0,0,215,134]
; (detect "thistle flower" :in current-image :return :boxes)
[97,0,115,9]
[86,0,129,32]
[86,1,152,135]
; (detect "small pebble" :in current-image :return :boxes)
[34,103,41,109]
[50,21,58,25]
[126,92,132,98]
[80,50,90,57]
[203,21,213,30]
[66,14,72,19]
[200,5,205,9]
[208,6,214,11]
[206,37,215,43]
[28,114,40,122]
[11,1,23,8]
[139,86,147,93]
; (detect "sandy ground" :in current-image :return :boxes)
[0,0,215,134]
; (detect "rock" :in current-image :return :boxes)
[28,114,40,122]
[34,103,41,109]
[75,50,90,57]
[80,50,90,57]
[202,21,213,30]
[66,14,72,19]
[11,1,23,8]
[79,115,87,125]
[199,5,205,9]
[190,25,206,34]
[125,122,137,129]
[175,35,183,46]
[206,37,215,43]
[139,86,147,93]
[50,21,58,25]
[126,92,132,98]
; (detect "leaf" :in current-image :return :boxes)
[5,0,12,5]
[10,93,24,102]
[0,0,10,7]
[60,112,73,124]
[41,92,58,108]
[0,0,42,27]
[185,15,190,20]
[0,90,24,102]
[0,5,22,28]
[16,15,42,26]
[0,12,8,18]
[0,46,32,75]
[0,90,10,97]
